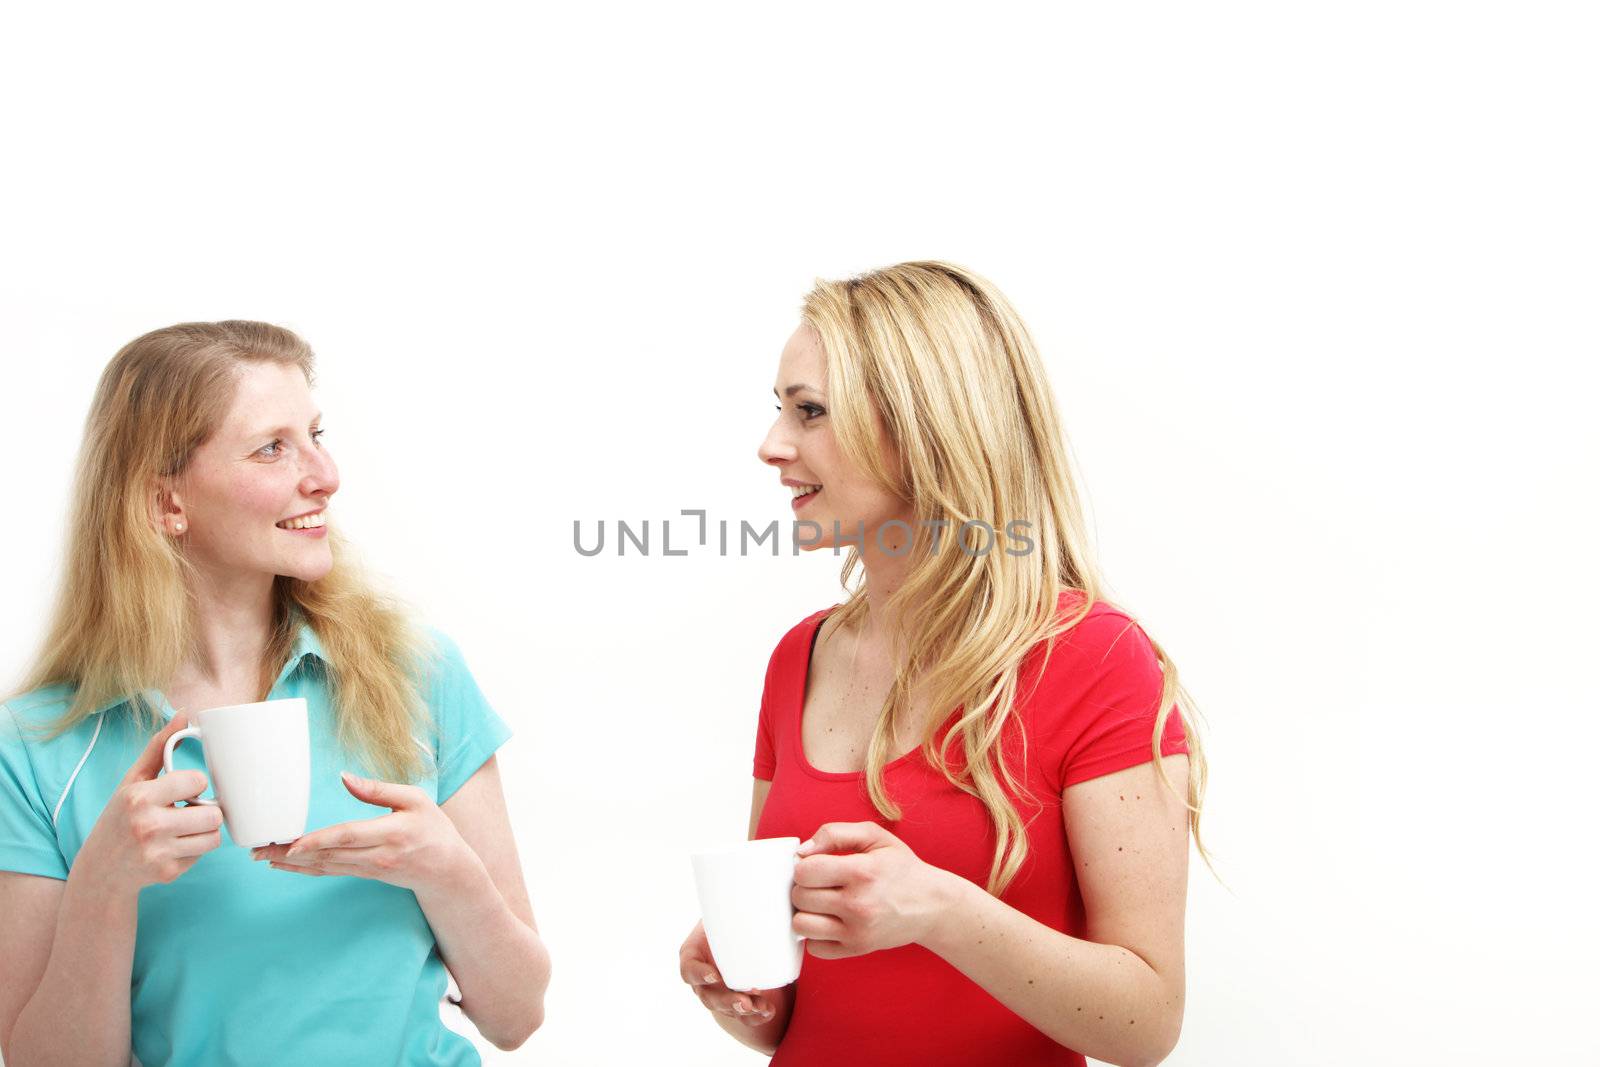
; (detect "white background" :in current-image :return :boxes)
[2,3,1595,1064]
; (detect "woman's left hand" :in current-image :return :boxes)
[251,771,473,895]
[790,822,966,959]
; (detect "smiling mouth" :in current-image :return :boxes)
[276,513,327,530]
[790,484,822,500]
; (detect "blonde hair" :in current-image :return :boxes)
[801,262,1215,894]
[5,321,438,783]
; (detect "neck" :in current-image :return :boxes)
[174,566,278,690]
[854,516,919,647]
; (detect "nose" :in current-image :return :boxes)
[758,416,796,467]
[299,438,340,500]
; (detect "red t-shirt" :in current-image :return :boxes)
[753,592,1190,1066]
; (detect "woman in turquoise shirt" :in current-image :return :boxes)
[0,321,550,1065]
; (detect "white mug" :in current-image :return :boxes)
[691,836,806,992]
[160,697,311,849]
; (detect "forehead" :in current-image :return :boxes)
[775,324,826,389]
[220,362,314,433]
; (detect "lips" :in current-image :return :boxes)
[275,508,327,530]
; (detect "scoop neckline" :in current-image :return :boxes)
[790,608,955,782]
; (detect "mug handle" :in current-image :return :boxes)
[162,726,220,807]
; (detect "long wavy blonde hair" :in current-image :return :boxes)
[803,262,1215,894]
[5,321,439,783]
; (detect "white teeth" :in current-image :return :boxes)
[789,484,821,498]
[277,513,326,530]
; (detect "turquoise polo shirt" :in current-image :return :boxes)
[0,613,514,1066]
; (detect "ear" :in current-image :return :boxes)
[150,478,187,534]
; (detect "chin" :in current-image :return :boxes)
[796,522,862,555]
[279,557,335,583]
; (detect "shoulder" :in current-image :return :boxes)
[765,606,835,668]
[1025,594,1162,696]
[753,606,837,699]
[410,623,475,680]
[418,623,458,661]
[3,682,86,737]
[1019,594,1186,788]
[407,624,504,725]
[410,624,499,712]
[3,683,77,722]
[1055,596,1151,660]
[1,683,97,772]
[785,606,837,645]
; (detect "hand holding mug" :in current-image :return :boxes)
[791,821,964,959]
[678,920,784,1025]
[78,713,224,897]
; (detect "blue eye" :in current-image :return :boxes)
[259,428,326,457]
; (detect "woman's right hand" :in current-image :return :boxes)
[77,713,225,897]
[678,920,780,1025]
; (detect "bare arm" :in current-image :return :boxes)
[1,867,136,1067]
[4,713,216,1067]
[919,755,1190,1066]
[418,754,550,1052]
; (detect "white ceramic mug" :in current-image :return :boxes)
[160,697,311,849]
[691,836,806,992]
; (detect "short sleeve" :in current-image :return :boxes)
[1049,614,1189,789]
[752,638,783,781]
[424,630,514,804]
[0,703,70,880]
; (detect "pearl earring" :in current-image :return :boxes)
[175,523,185,532]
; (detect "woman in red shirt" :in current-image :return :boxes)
[678,261,1214,1066]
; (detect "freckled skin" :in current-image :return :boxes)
[163,362,338,586]
[752,343,1196,1056]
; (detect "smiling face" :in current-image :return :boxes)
[159,361,339,583]
[758,324,912,553]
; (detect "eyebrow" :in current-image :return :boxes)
[249,412,322,439]
[773,384,823,399]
